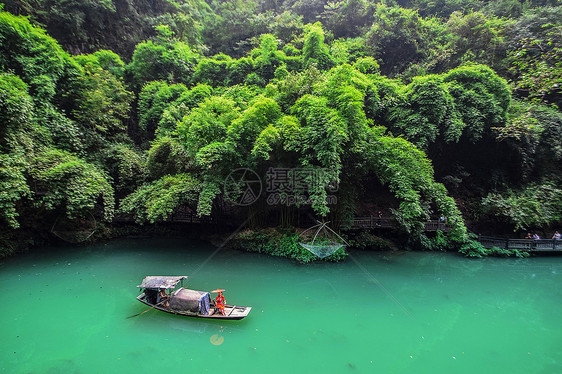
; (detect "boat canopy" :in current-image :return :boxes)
[137,276,188,289]
[169,288,211,315]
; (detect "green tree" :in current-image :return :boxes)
[3,0,207,56]
[156,83,213,137]
[192,53,233,86]
[177,96,240,155]
[302,22,334,70]
[364,4,447,75]
[29,149,115,221]
[74,50,126,77]
[251,34,287,83]
[137,81,188,139]
[200,0,258,57]
[101,144,145,197]
[227,96,283,157]
[119,173,200,223]
[483,183,562,230]
[507,7,562,107]
[125,25,200,89]
[443,63,511,143]
[0,73,35,147]
[407,0,483,19]
[0,154,30,229]
[320,0,374,39]
[388,74,463,150]
[145,136,194,180]
[0,10,77,102]
[71,56,133,138]
[445,11,510,73]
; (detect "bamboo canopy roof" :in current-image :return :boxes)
[137,276,188,289]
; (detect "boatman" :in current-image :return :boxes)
[158,288,169,307]
[212,289,226,315]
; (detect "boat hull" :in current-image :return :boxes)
[136,293,251,320]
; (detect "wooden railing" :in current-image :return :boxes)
[350,217,394,229]
[113,206,213,224]
[478,235,562,252]
[349,217,448,232]
[423,220,449,232]
[165,206,213,224]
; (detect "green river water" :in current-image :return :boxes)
[0,237,561,374]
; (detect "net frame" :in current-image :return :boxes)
[298,221,349,258]
[50,213,97,243]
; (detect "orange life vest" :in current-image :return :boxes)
[216,293,226,314]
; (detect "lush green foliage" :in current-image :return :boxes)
[348,231,395,251]
[2,0,562,260]
[0,73,35,147]
[72,54,133,136]
[29,149,115,221]
[0,10,75,103]
[507,7,562,107]
[0,11,122,240]
[482,184,562,230]
[2,0,208,56]
[459,240,529,258]
[365,4,447,76]
[0,154,30,228]
[119,173,200,223]
[126,26,201,89]
[231,228,347,263]
[138,81,188,137]
[102,144,146,197]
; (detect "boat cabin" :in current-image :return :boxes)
[137,276,211,315]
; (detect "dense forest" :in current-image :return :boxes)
[0,0,561,260]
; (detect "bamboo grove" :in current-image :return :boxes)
[1,0,561,257]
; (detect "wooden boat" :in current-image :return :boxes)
[136,276,251,320]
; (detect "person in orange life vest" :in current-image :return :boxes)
[215,291,226,315]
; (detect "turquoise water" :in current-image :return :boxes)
[1,238,561,373]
